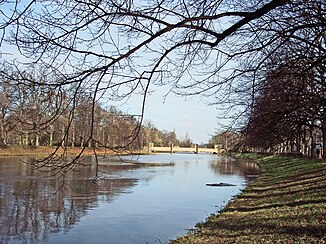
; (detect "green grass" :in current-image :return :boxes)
[172,155,326,243]
[232,152,267,160]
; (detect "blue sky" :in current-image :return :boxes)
[1,43,219,144]
[145,93,219,144]
[117,88,220,144]
[0,3,222,144]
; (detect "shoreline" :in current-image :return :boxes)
[2,148,324,242]
[0,145,147,157]
[172,155,326,243]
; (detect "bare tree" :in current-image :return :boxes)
[239,0,325,157]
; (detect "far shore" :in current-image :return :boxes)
[0,145,147,157]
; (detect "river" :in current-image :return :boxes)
[0,153,259,243]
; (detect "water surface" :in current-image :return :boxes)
[0,153,259,243]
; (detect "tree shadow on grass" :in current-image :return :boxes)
[239,183,326,200]
[199,212,326,240]
[243,172,326,193]
[229,198,326,212]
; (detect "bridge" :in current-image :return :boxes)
[146,143,220,154]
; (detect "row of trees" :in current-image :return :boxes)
[244,65,324,157]
[210,123,324,158]
[0,64,140,149]
[143,121,193,147]
[208,131,242,152]
[207,0,325,159]
[241,0,325,158]
[0,65,192,150]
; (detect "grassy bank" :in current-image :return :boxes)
[173,155,326,243]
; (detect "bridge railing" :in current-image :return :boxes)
[146,143,220,154]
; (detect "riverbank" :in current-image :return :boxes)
[173,155,326,243]
[0,145,145,157]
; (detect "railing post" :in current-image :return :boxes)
[195,144,199,154]
[170,143,173,153]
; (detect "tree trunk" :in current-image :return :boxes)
[303,127,308,155]
[49,125,54,147]
[88,139,91,148]
[35,133,39,146]
[0,120,5,146]
[290,139,294,154]
[49,131,53,147]
[322,120,326,159]
[24,132,29,146]
[80,135,84,148]
[296,134,301,154]
[72,122,75,147]
[61,125,65,147]
[310,128,316,157]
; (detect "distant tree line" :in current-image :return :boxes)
[208,131,242,153]
[0,65,192,150]
[142,122,193,147]
[0,66,141,149]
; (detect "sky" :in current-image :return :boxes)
[0,3,224,144]
[1,42,221,144]
[144,94,219,144]
[117,88,220,144]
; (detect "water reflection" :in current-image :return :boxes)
[210,156,260,180]
[0,157,139,243]
[0,154,260,243]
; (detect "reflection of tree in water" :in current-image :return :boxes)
[0,158,138,243]
[209,157,260,178]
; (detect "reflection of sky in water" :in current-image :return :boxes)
[118,153,225,164]
[0,154,259,244]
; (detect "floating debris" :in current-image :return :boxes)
[206,183,236,187]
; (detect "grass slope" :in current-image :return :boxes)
[173,156,326,243]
